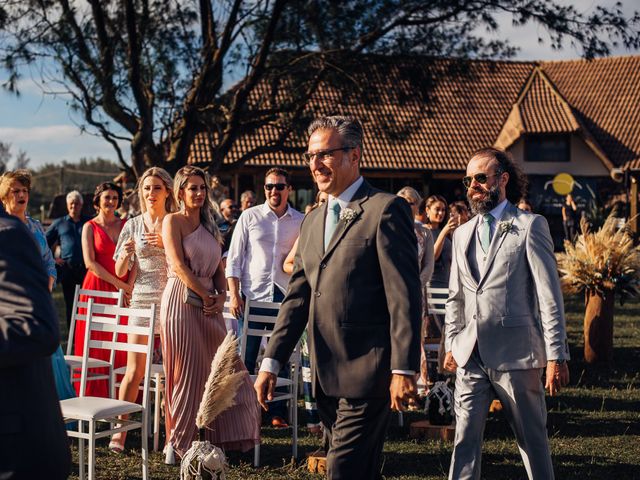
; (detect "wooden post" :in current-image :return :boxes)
[307,451,327,474]
[630,175,638,235]
[409,420,456,441]
[233,174,239,203]
[59,166,65,194]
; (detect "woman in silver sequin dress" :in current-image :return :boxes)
[109,167,177,453]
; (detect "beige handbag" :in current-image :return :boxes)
[183,287,204,308]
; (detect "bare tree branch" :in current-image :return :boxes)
[214,0,288,168]
[124,0,159,174]
[199,0,217,54]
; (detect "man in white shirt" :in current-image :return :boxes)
[225,167,303,426]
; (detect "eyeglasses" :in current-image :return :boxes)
[302,146,352,163]
[264,183,288,191]
[462,171,502,189]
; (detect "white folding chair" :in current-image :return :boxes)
[424,286,450,386]
[241,299,299,467]
[65,285,125,390]
[110,365,164,452]
[110,335,164,451]
[426,286,449,317]
[222,292,238,334]
[61,300,156,480]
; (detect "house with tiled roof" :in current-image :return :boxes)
[190,54,640,241]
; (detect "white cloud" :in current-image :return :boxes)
[0,125,129,167]
[492,0,640,61]
[0,125,79,143]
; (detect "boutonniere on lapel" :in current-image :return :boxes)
[339,207,358,223]
[498,220,515,236]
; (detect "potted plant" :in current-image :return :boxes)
[557,215,640,364]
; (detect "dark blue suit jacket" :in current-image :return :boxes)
[0,208,71,480]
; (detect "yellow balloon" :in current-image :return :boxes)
[552,173,574,195]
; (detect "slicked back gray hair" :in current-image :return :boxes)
[240,190,255,202]
[66,190,83,204]
[307,115,364,150]
[396,186,422,205]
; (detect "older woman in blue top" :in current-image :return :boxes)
[1,170,57,289]
[0,170,75,402]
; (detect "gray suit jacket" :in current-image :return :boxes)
[265,181,422,398]
[0,210,71,480]
[444,202,569,370]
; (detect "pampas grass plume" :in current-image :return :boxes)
[196,332,246,430]
[557,214,640,301]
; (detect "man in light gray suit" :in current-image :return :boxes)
[255,115,421,480]
[444,147,570,480]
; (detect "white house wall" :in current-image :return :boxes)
[508,135,609,177]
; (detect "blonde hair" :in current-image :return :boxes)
[173,166,221,243]
[0,169,32,202]
[137,167,178,214]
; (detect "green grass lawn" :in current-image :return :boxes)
[54,288,640,479]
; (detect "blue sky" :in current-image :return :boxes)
[1,0,638,169]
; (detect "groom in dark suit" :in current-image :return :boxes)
[255,115,422,479]
[0,204,71,480]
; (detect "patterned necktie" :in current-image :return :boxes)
[480,213,494,253]
[324,200,342,250]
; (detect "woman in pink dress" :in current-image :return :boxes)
[74,182,133,397]
[161,166,260,460]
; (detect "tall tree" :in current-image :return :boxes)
[0,141,10,174]
[1,1,638,176]
[13,150,30,170]
[0,141,31,174]
[30,157,120,204]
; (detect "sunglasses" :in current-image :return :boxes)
[462,171,502,189]
[265,183,288,191]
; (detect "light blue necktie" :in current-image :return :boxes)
[480,213,494,253]
[324,200,341,250]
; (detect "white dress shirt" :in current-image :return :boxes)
[474,198,509,271]
[225,202,303,301]
[261,176,415,377]
[325,176,364,223]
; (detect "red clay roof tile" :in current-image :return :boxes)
[187,55,640,172]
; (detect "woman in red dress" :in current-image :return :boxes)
[74,182,134,397]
